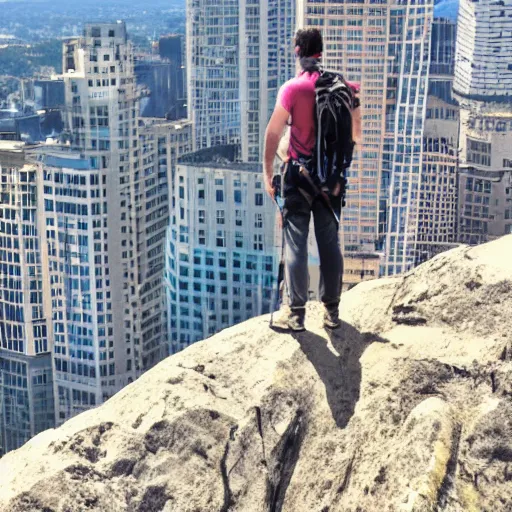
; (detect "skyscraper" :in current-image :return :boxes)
[57,22,146,416]
[0,23,192,444]
[33,79,65,111]
[137,118,193,358]
[49,22,190,423]
[187,0,296,161]
[416,18,459,264]
[454,0,512,99]
[165,145,278,353]
[0,141,55,455]
[135,60,187,120]
[158,34,186,119]
[454,0,512,245]
[298,0,434,278]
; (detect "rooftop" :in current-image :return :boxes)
[178,145,261,173]
[27,145,92,171]
[0,141,25,153]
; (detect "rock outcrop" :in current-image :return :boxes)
[2,237,512,512]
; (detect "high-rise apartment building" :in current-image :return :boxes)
[137,118,193,358]
[187,0,295,161]
[454,0,512,99]
[454,0,512,245]
[0,142,55,455]
[165,145,278,353]
[416,18,459,264]
[58,22,145,418]
[47,22,191,423]
[0,23,192,443]
[299,0,434,277]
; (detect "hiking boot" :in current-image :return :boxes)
[287,308,306,332]
[271,306,306,332]
[323,305,341,329]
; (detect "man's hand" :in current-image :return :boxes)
[264,175,275,200]
[332,181,341,197]
[263,103,290,198]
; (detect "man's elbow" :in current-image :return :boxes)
[352,112,362,145]
[265,127,281,145]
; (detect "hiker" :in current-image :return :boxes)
[263,28,361,332]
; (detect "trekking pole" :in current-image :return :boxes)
[270,171,286,328]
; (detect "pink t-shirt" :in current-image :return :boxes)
[278,71,320,160]
[278,73,360,160]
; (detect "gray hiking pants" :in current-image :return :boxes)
[283,170,343,311]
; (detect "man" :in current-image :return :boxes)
[263,28,361,332]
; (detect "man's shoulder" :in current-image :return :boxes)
[280,76,301,92]
[280,73,317,93]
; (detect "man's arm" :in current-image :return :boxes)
[263,104,290,199]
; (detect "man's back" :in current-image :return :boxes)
[278,70,320,160]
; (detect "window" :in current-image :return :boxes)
[235,232,243,248]
[255,213,263,228]
[504,159,512,169]
[234,190,242,203]
[216,190,224,202]
[254,234,263,251]
[255,193,263,206]
[467,138,491,167]
[198,210,205,223]
[216,210,225,225]
[199,230,206,245]
[216,230,226,247]
[235,210,243,226]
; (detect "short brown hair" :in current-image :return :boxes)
[295,29,323,58]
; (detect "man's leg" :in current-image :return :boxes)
[312,195,343,327]
[282,189,311,329]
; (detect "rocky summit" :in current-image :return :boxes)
[1,237,512,512]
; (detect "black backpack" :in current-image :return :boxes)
[313,69,356,207]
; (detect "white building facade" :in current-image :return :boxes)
[0,142,55,454]
[165,146,279,353]
[454,0,512,100]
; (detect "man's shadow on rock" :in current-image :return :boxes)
[293,322,388,429]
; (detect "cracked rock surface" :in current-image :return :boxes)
[2,236,512,511]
